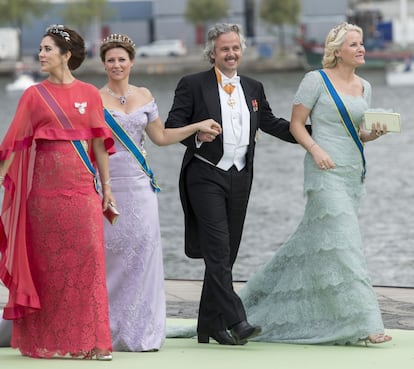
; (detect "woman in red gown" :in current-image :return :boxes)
[0,25,114,360]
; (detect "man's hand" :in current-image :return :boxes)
[196,119,222,142]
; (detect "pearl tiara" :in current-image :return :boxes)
[101,33,136,48]
[45,24,70,42]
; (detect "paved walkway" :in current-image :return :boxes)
[1,280,414,330]
[165,280,414,330]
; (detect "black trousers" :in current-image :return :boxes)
[185,158,251,332]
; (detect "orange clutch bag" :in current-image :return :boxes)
[103,204,120,225]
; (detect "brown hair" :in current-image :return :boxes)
[100,34,136,62]
[44,25,86,70]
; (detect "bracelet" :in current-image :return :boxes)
[102,179,111,186]
[308,142,317,153]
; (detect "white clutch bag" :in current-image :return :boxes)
[364,111,401,133]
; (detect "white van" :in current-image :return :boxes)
[0,28,20,61]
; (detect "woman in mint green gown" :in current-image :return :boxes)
[239,23,392,345]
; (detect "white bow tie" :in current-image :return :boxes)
[222,76,240,85]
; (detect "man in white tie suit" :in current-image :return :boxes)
[165,23,303,346]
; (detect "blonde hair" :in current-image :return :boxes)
[322,22,363,68]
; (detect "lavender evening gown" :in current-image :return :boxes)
[104,101,166,351]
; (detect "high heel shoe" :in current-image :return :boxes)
[95,352,113,361]
[362,333,392,346]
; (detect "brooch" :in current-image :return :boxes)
[252,99,258,112]
[74,102,87,114]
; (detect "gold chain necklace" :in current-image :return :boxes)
[105,85,132,105]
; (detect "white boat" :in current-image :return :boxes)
[385,62,414,86]
[5,73,37,92]
[385,0,414,86]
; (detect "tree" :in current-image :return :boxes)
[259,0,301,53]
[185,0,230,45]
[0,0,50,60]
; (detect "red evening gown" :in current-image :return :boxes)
[0,80,114,358]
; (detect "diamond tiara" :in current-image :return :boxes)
[101,34,136,48]
[45,24,70,42]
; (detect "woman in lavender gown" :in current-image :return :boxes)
[99,34,221,352]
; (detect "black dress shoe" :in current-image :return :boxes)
[230,321,262,344]
[198,330,237,345]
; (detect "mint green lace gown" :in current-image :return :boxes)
[238,70,385,345]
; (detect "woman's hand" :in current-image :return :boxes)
[362,122,387,142]
[310,144,336,170]
[102,185,116,211]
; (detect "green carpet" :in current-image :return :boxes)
[0,326,412,369]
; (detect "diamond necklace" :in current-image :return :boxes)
[105,85,132,105]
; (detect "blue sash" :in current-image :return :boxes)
[318,69,366,182]
[104,108,160,192]
[35,84,100,191]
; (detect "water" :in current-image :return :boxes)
[0,69,413,287]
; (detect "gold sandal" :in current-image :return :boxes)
[73,349,112,361]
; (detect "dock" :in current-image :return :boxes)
[0,48,305,77]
